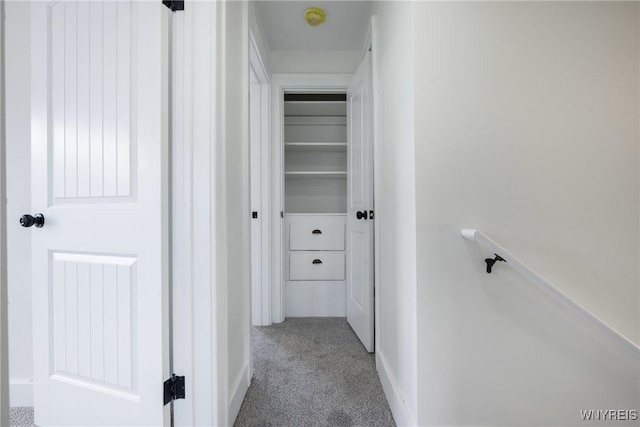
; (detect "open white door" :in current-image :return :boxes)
[346,51,374,353]
[31,1,170,425]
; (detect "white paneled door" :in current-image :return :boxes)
[31,1,170,425]
[346,51,374,353]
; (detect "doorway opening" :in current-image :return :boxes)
[243,2,385,424]
[248,0,375,348]
[282,91,349,318]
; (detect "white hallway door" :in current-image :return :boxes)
[346,51,374,353]
[31,1,170,425]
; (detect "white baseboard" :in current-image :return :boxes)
[10,379,33,407]
[376,351,415,426]
[228,364,250,425]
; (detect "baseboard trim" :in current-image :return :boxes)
[376,351,415,426]
[9,380,33,407]
[228,364,250,425]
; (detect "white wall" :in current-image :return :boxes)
[413,2,639,426]
[370,2,417,425]
[269,50,361,74]
[5,0,33,407]
[249,1,271,75]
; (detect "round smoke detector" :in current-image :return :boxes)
[304,7,326,27]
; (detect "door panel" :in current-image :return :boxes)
[349,231,364,308]
[346,51,374,352]
[51,253,137,397]
[51,1,133,202]
[31,1,169,425]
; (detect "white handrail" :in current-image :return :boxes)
[461,229,640,355]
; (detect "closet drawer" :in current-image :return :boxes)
[289,253,345,281]
[289,223,345,251]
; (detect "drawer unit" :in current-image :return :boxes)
[289,222,345,251]
[289,253,345,281]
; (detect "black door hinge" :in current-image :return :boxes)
[163,374,185,405]
[162,0,184,11]
[252,211,258,219]
[369,210,375,220]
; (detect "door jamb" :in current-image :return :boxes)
[249,30,272,327]
[0,1,10,423]
[369,15,382,360]
[269,74,352,323]
[172,2,250,425]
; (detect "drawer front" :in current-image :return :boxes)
[289,223,345,251]
[289,253,345,281]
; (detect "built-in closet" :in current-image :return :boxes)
[249,1,375,352]
[283,93,349,317]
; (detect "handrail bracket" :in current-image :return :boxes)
[485,254,506,273]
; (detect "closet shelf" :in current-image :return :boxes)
[284,116,346,126]
[285,142,347,152]
[285,171,347,179]
[284,100,346,116]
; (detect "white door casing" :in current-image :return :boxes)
[346,52,374,353]
[270,74,351,323]
[0,1,9,422]
[249,65,263,326]
[249,34,272,327]
[31,1,170,425]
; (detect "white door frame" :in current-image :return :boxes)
[370,14,382,368]
[0,1,10,423]
[249,30,272,327]
[270,74,352,323]
[172,1,250,426]
[172,2,224,424]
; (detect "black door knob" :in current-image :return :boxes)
[356,210,368,220]
[20,213,45,228]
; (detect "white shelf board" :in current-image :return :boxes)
[284,100,346,116]
[284,116,346,125]
[285,171,347,179]
[285,142,347,152]
[284,213,347,216]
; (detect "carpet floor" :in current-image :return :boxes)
[10,407,35,427]
[234,317,396,427]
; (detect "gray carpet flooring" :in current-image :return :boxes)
[10,407,35,427]
[234,317,396,427]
